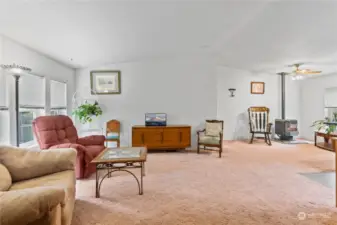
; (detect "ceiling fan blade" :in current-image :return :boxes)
[306,70,322,74]
[296,70,321,74]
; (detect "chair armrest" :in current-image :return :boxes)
[50,143,93,166]
[0,146,76,182]
[77,135,105,146]
[197,129,206,135]
[0,187,65,225]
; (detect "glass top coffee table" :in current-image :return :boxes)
[91,147,147,198]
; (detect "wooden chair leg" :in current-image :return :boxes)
[197,143,200,154]
[264,133,268,144]
[250,133,254,144]
[219,141,223,158]
[267,134,272,146]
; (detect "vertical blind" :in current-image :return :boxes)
[19,74,45,107]
[50,80,67,109]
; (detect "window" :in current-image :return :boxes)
[19,107,44,145]
[19,74,45,146]
[50,80,67,115]
[19,111,34,144]
[50,108,67,115]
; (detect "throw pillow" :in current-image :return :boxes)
[0,163,12,191]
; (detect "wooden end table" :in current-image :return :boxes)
[91,147,147,198]
[314,131,337,152]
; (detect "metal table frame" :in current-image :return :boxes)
[95,161,145,198]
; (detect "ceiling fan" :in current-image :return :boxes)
[287,63,322,80]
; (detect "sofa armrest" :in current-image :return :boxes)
[0,187,65,225]
[77,135,105,146]
[0,146,76,182]
[50,143,94,172]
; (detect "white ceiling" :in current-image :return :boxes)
[1,0,337,74]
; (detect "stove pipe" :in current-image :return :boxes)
[281,72,286,120]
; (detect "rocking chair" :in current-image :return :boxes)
[248,106,272,145]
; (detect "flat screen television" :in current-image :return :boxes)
[145,113,167,126]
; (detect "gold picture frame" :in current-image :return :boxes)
[90,70,121,95]
[251,82,265,94]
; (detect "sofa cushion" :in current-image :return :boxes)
[0,164,11,191]
[10,170,75,225]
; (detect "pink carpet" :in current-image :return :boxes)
[73,141,337,225]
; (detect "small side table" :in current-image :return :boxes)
[314,131,337,151]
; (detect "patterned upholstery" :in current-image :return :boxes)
[199,136,221,145]
[205,122,222,137]
[33,115,106,179]
[197,120,224,158]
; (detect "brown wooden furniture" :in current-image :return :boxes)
[106,120,120,147]
[248,106,272,145]
[132,125,191,150]
[197,120,224,158]
[314,131,337,152]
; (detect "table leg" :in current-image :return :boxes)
[140,162,144,195]
[142,162,146,177]
[95,167,100,198]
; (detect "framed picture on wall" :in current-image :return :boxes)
[90,70,121,95]
[251,81,265,94]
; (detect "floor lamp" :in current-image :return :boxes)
[0,63,32,147]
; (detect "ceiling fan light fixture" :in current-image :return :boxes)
[292,75,304,80]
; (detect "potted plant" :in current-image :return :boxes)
[72,101,103,124]
[311,117,337,143]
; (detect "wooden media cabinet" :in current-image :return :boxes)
[132,125,191,150]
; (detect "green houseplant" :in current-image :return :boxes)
[311,117,337,143]
[72,101,103,124]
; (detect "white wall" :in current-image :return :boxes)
[324,87,337,107]
[300,74,337,140]
[75,56,217,148]
[0,35,75,145]
[216,66,301,140]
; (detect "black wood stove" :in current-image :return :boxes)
[274,72,299,141]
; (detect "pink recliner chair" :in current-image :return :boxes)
[32,115,106,179]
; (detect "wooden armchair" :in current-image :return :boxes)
[197,120,224,158]
[248,106,272,145]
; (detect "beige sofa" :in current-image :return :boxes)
[0,146,77,225]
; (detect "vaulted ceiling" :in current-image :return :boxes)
[1,0,337,74]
